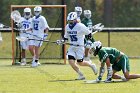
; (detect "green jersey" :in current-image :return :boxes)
[97,47,120,64]
[98,47,130,72]
[81,18,95,43]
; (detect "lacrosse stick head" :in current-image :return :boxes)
[16,36,28,42]
[92,23,104,32]
[11,10,21,23]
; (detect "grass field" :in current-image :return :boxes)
[0,59,140,93]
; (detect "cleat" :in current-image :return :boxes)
[37,61,41,66]
[31,61,38,67]
[104,78,112,83]
[20,62,26,66]
[75,75,85,80]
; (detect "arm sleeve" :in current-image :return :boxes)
[99,50,109,63]
[81,23,92,35]
[64,25,69,39]
[42,16,49,30]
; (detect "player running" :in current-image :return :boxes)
[31,6,49,67]
[81,10,95,61]
[75,6,82,22]
[57,12,97,80]
[18,8,33,66]
[92,41,140,82]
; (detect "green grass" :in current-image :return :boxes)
[1,32,140,58]
[0,59,140,93]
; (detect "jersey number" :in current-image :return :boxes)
[70,35,77,42]
[34,24,39,30]
[23,24,29,29]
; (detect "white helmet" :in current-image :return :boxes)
[24,8,31,19]
[34,6,42,16]
[84,10,91,19]
[75,6,82,17]
[93,41,102,56]
[67,12,77,21]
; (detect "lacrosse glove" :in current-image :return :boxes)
[85,40,94,48]
[104,66,113,83]
[43,33,48,40]
[56,40,65,45]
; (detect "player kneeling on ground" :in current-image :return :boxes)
[57,12,98,80]
[92,41,140,82]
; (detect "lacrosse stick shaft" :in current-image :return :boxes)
[92,30,98,35]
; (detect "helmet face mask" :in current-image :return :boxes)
[24,8,31,19]
[75,7,82,17]
[92,41,102,56]
[84,10,91,19]
[68,20,77,26]
[34,6,42,16]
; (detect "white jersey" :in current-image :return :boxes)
[19,17,33,49]
[32,15,49,38]
[64,22,92,46]
[20,17,32,34]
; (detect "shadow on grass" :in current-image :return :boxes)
[84,80,128,84]
[48,79,81,82]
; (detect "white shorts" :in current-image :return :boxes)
[20,41,28,50]
[20,32,36,48]
[31,36,43,47]
[20,33,28,49]
[67,46,85,59]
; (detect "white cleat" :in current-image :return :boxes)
[20,62,26,66]
[75,75,85,80]
[31,62,38,67]
[121,76,127,81]
[37,62,41,66]
[91,64,98,75]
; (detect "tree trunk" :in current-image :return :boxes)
[104,0,113,27]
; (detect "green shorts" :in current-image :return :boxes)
[112,55,130,72]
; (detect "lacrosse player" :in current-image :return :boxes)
[75,6,82,22]
[81,10,95,61]
[31,6,49,67]
[92,41,140,82]
[57,12,97,80]
[18,7,33,66]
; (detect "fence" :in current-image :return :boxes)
[0,27,140,59]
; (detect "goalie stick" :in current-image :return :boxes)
[11,10,22,23]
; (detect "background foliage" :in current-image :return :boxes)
[0,0,140,27]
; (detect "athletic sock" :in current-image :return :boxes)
[77,70,84,76]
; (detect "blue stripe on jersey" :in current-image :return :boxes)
[69,22,77,29]
[35,15,40,19]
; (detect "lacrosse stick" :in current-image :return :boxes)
[11,10,22,23]
[56,40,86,47]
[92,23,104,35]
[16,36,57,44]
